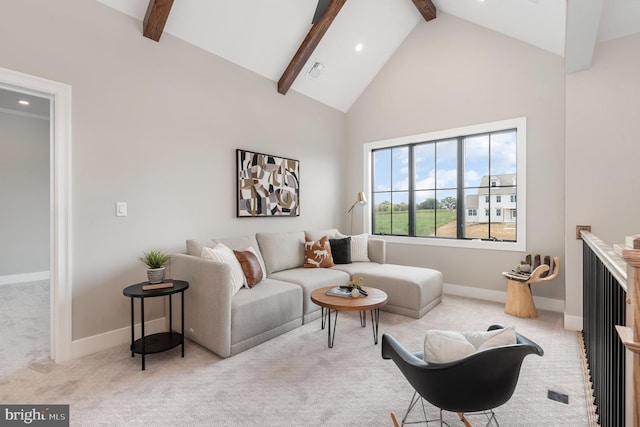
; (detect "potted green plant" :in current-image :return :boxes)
[139,250,172,283]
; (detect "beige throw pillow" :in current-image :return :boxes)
[350,233,370,262]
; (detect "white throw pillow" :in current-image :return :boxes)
[469,327,516,350]
[350,233,370,262]
[424,327,517,364]
[201,244,245,295]
[423,330,476,363]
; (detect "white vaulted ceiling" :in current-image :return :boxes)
[87,0,640,112]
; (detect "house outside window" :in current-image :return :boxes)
[366,117,526,251]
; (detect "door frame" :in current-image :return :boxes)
[0,67,72,362]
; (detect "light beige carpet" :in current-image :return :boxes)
[0,295,588,426]
[0,280,49,379]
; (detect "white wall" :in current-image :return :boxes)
[565,32,640,318]
[0,111,49,276]
[0,0,346,340]
[347,13,566,301]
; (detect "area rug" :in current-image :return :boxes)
[0,295,588,426]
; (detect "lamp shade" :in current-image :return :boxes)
[348,192,367,213]
[348,191,367,234]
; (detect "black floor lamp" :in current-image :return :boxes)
[348,192,367,234]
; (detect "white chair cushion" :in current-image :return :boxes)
[424,326,516,363]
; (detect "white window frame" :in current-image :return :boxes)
[362,117,526,252]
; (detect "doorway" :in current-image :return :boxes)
[0,67,72,363]
[0,87,50,374]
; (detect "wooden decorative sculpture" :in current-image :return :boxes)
[502,254,560,318]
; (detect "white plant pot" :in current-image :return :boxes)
[147,267,166,283]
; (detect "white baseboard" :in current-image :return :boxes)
[71,317,167,359]
[563,313,583,331]
[0,271,50,286]
[443,282,565,313]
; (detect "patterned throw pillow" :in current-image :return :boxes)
[304,236,335,268]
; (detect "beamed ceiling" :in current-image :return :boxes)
[96,0,640,112]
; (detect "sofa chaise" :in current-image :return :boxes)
[170,229,443,358]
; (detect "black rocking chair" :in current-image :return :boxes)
[382,324,543,426]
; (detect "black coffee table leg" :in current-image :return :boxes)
[359,310,366,327]
[371,308,380,345]
[327,309,339,348]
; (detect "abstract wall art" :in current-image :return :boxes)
[236,149,300,217]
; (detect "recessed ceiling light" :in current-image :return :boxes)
[355,43,364,52]
[18,99,30,106]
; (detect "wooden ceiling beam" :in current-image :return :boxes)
[143,0,174,42]
[277,0,346,95]
[411,0,437,22]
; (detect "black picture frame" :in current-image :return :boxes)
[236,149,300,217]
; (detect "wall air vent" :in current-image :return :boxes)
[306,61,325,80]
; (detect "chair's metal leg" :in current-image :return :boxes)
[400,391,421,425]
[485,410,498,427]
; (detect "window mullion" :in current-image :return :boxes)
[456,137,464,239]
[408,145,415,236]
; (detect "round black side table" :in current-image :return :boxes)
[122,279,189,370]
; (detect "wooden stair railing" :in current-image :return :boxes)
[619,235,640,427]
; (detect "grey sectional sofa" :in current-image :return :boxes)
[170,229,443,358]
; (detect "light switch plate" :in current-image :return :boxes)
[116,202,127,217]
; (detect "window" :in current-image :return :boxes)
[366,117,526,251]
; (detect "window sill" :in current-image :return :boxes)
[372,234,526,252]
